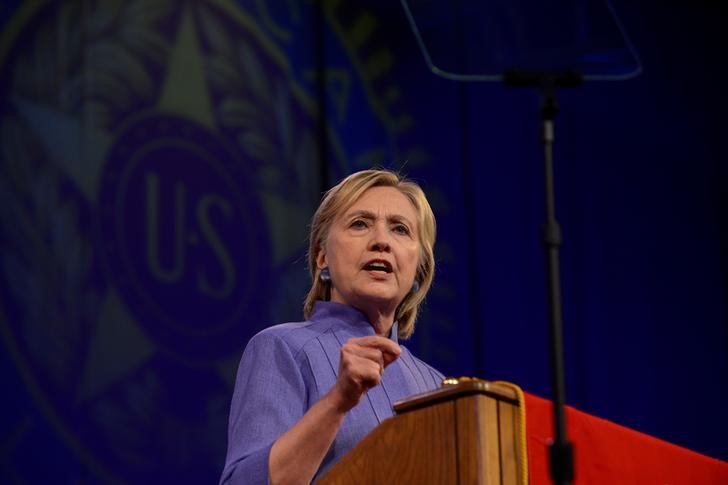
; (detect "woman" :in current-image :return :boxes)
[220,169,443,484]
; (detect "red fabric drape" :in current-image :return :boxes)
[525,393,728,484]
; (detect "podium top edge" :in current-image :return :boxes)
[393,379,519,414]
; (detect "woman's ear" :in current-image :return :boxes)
[316,246,327,269]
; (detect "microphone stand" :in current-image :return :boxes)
[504,69,582,485]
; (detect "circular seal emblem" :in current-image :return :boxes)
[99,114,268,362]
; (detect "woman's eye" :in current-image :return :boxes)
[350,219,367,229]
[393,224,410,235]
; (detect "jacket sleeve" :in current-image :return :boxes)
[220,329,308,484]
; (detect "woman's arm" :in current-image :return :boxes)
[268,335,400,485]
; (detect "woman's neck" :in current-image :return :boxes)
[362,308,395,337]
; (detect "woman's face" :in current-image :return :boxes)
[317,186,420,315]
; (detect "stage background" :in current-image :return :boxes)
[0,0,726,482]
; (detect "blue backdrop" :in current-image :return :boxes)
[0,1,725,483]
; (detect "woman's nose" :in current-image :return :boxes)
[369,223,391,252]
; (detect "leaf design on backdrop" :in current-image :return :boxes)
[199,2,320,208]
[9,0,172,129]
[0,113,95,390]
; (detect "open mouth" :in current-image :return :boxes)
[363,259,393,274]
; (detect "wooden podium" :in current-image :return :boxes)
[318,379,527,485]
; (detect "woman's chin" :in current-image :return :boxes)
[352,287,404,309]
[332,282,408,313]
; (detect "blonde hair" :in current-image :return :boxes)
[303,169,436,339]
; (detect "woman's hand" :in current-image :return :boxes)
[269,336,401,484]
[329,336,401,412]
